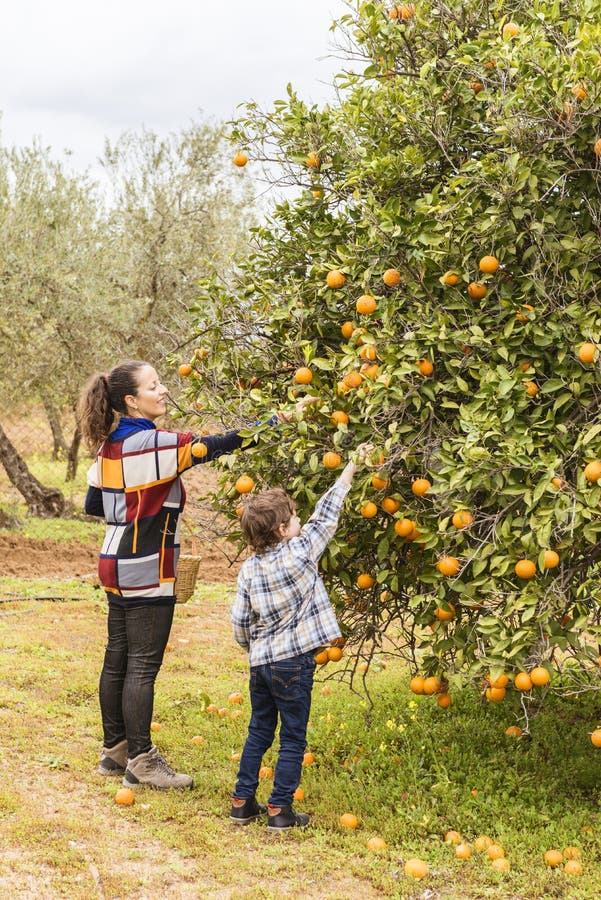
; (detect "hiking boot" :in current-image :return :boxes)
[98,739,128,776]
[230,796,267,825]
[122,745,193,791]
[266,803,311,832]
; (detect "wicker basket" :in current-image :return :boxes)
[175,555,201,603]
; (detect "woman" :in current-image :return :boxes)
[78,359,308,791]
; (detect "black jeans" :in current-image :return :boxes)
[99,602,174,758]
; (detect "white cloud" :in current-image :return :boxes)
[0,0,349,174]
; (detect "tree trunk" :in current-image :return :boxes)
[66,423,81,482]
[40,391,68,460]
[0,421,65,517]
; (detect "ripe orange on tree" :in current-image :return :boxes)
[515,559,536,579]
[422,675,441,695]
[452,509,473,529]
[233,151,248,167]
[523,380,539,397]
[327,646,343,662]
[326,269,346,289]
[486,686,506,702]
[479,255,499,273]
[442,270,460,285]
[381,497,400,514]
[330,410,349,427]
[469,80,484,93]
[410,675,425,694]
[314,649,329,665]
[435,603,456,621]
[343,371,363,388]
[191,442,208,459]
[356,294,377,315]
[412,478,431,496]
[417,358,434,376]
[294,366,313,384]
[356,573,375,589]
[358,343,377,361]
[382,268,401,287]
[340,320,355,339]
[322,451,342,469]
[437,692,452,708]
[305,151,321,169]
[467,281,487,300]
[436,556,460,576]
[551,476,567,489]
[235,475,255,494]
[583,459,601,482]
[543,550,560,569]
[487,672,509,688]
[371,473,389,489]
[394,517,415,537]
[514,671,533,691]
[360,501,378,518]
[578,342,597,363]
[516,303,535,322]
[594,137,601,156]
[178,363,193,377]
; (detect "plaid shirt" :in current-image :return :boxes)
[231,479,349,666]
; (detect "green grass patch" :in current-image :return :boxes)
[0,583,599,898]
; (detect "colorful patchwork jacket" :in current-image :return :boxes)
[85,418,243,606]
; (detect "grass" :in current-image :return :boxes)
[0,578,600,898]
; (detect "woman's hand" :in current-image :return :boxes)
[278,395,321,423]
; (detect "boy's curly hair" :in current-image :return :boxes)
[240,488,296,554]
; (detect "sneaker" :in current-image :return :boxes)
[230,796,267,825]
[122,745,193,791]
[98,739,128,776]
[266,804,311,832]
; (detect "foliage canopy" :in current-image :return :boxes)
[185,0,601,694]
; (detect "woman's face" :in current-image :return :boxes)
[125,365,169,420]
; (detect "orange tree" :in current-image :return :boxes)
[179,0,601,696]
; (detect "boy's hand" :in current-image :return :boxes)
[354,442,375,464]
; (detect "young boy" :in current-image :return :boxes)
[229,444,371,831]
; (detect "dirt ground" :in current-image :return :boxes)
[0,464,241,584]
[0,533,240,584]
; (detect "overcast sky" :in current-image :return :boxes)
[0,0,350,177]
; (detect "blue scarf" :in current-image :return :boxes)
[109,417,156,442]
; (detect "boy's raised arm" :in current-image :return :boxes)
[288,443,373,563]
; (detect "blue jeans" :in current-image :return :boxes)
[234,652,315,807]
[99,602,174,758]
